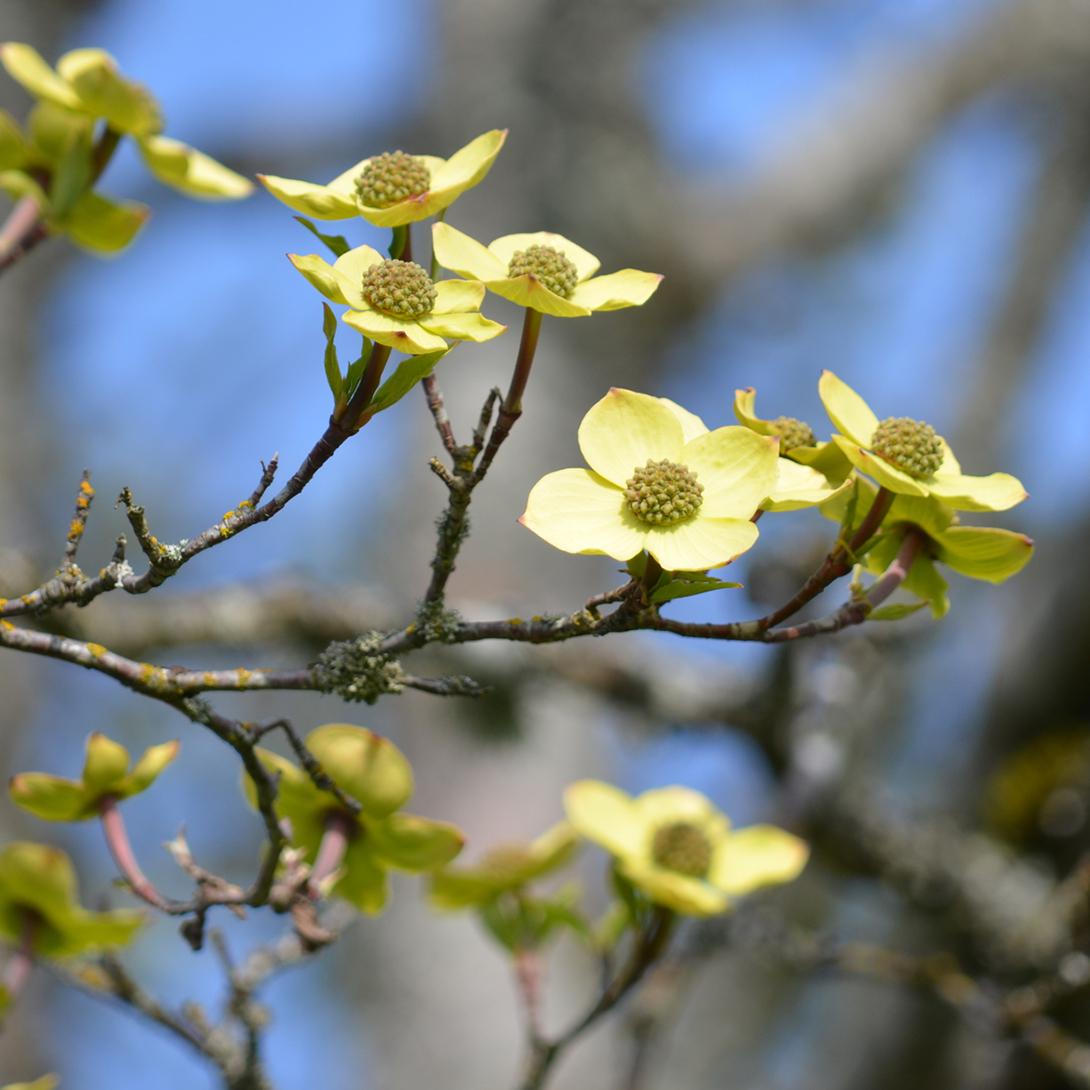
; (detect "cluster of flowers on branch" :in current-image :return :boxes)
[0,42,1036,1090]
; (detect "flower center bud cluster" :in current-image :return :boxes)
[507,244,579,298]
[871,416,944,478]
[355,151,431,208]
[362,260,438,317]
[624,460,704,526]
[772,416,816,453]
[652,822,712,878]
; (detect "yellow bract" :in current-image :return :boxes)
[289,244,506,355]
[432,224,663,318]
[519,389,779,571]
[820,476,1034,618]
[259,130,507,227]
[430,822,580,910]
[818,371,1027,512]
[564,781,808,917]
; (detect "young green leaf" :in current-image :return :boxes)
[320,303,342,399]
[294,215,349,257]
[867,600,928,621]
[369,348,448,414]
[650,570,742,604]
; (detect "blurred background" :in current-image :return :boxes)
[1,0,1089,1086]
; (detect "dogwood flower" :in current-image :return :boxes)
[819,371,1026,512]
[246,725,463,914]
[432,224,662,318]
[0,44,252,199]
[0,841,142,957]
[258,130,507,227]
[520,388,779,571]
[9,733,178,822]
[289,243,506,354]
[564,781,808,918]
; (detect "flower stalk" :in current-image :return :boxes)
[2,909,36,1002]
[99,795,169,909]
[309,810,357,895]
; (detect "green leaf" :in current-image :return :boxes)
[321,303,342,399]
[294,215,350,257]
[480,898,522,953]
[650,570,742,604]
[344,340,371,400]
[0,108,26,171]
[369,348,448,413]
[49,126,93,217]
[867,601,928,622]
[625,554,647,580]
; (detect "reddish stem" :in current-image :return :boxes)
[309,810,357,896]
[99,796,168,909]
[2,911,36,1000]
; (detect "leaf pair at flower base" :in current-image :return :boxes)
[245,725,464,914]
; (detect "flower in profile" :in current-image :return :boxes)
[819,371,1027,512]
[564,781,808,918]
[258,130,507,227]
[430,822,579,910]
[289,244,506,355]
[661,393,847,512]
[246,724,464,914]
[821,476,1034,618]
[432,224,663,318]
[0,841,143,957]
[0,44,252,200]
[9,733,178,822]
[520,388,779,572]
[733,386,854,489]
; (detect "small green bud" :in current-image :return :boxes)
[355,151,430,208]
[651,822,712,878]
[507,244,579,298]
[624,460,704,526]
[871,416,944,478]
[771,416,816,453]
[362,259,438,318]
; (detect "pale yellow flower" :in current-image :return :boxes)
[290,243,506,355]
[565,781,808,918]
[258,130,507,227]
[520,389,779,572]
[432,224,662,318]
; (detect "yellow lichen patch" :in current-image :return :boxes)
[68,518,86,539]
[234,669,253,688]
[1,619,14,630]
[86,643,107,658]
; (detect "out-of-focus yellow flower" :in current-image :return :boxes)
[520,388,779,572]
[818,371,1026,512]
[9,732,178,822]
[564,781,808,917]
[0,841,143,957]
[0,43,251,200]
[289,243,506,355]
[432,224,662,318]
[246,725,464,914]
[259,130,507,227]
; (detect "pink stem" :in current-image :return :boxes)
[99,796,168,909]
[865,527,927,609]
[309,810,356,897]
[2,911,35,1000]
